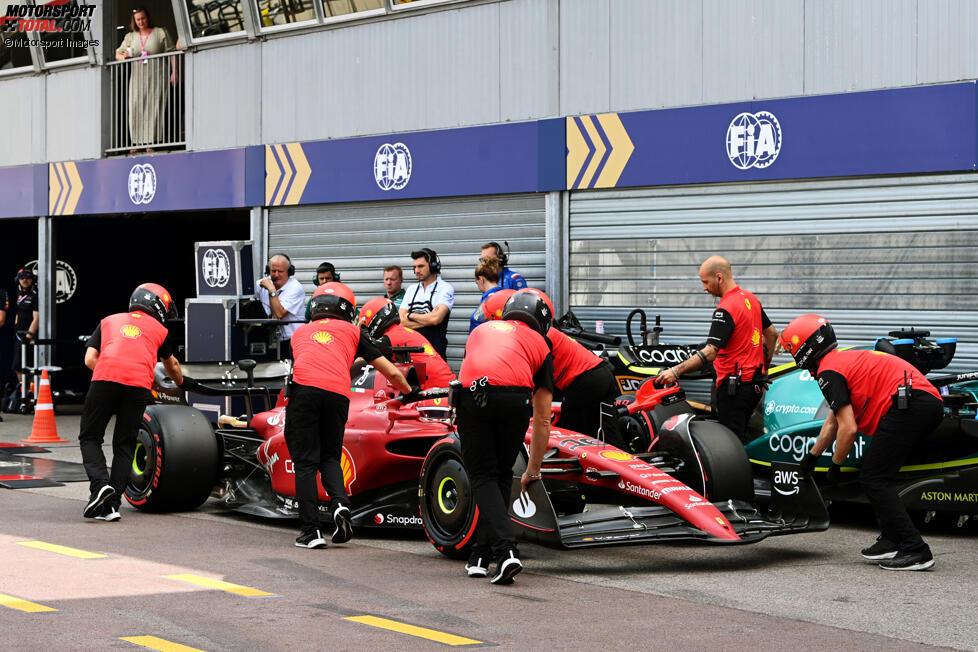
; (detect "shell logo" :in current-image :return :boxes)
[163,293,171,303]
[313,331,333,345]
[791,335,800,345]
[600,450,633,461]
[364,309,374,318]
[488,321,516,333]
[404,327,416,333]
[341,446,356,491]
[120,324,142,339]
[745,298,752,311]
[751,328,761,346]
[423,344,435,356]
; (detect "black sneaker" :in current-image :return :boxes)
[331,505,352,544]
[861,536,898,561]
[465,554,488,578]
[295,529,327,549]
[94,505,121,522]
[880,548,935,571]
[490,550,523,585]
[83,485,116,519]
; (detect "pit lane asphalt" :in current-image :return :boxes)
[1,411,975,651]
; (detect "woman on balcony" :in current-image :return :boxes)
[115,7,176,154]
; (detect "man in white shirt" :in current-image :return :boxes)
[256,253,306,359]
[399,248,454,359]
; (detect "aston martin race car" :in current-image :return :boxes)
[745,329,978,523]
[126,352,828,556]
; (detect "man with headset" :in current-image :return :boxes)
[480,241,527,290]
[399,248,455,359]
[256,253,305,359]
[304,261,340,321]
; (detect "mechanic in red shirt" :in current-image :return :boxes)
[512,289,624,448]
[457,291,555,585]
[655,256,778,443]
[782,314,943,572]
[287,283,413,550]
[79,283,189,522]
[357,296,456,389]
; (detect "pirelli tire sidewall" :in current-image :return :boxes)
[125,404,219,511]
[688,419,755,502]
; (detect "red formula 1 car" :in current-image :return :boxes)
[127,355,828,556]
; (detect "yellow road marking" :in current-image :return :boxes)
[0,592,57,613]
[344,615,483,646]
[121,635,205,651]
[17,541,107,559]
[164,574,274,597]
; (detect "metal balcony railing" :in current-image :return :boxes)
[106,51,185,154]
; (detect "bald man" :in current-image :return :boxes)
[257,253,305,359]
[655,256,778,443]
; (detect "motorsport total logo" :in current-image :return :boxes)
[1,0,95,33]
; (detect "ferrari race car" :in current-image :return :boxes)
[126,351,828,558]
[745,329,978,524]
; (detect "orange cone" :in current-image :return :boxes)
[21,369,68,444]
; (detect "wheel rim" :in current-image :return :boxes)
[128,425,158,497]
[437,475,458,515]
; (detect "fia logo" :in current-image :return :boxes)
[25,259,77,303]
[128,163,157,204]
[726,111,782,170]
[374,142,412,191]
[201,248,231,288]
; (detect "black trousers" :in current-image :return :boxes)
[715,377,764,444]
[78,380,152,499]
[861,391,943,553]
[457,390,531,559]
[559,362,624,449]
[283,383,350,530]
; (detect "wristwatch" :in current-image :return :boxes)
[269,290,281,297]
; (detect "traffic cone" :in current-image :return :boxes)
[21,370,68,444]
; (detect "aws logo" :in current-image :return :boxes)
[120,324,142,339]
[312,331,333,345]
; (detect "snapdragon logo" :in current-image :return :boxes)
[374,513,423,526]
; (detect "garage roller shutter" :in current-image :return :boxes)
[268,194,546,370]
[568,174,978,375]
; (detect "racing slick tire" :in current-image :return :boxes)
[125,404,219,512]
[688,420,754,502]
[419,439,479,560]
